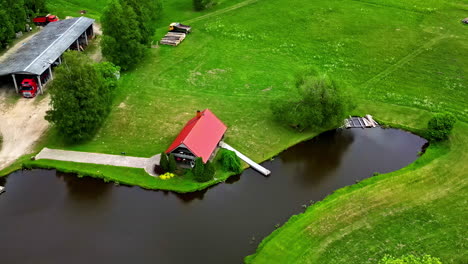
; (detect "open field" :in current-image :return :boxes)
[0,0,466,262]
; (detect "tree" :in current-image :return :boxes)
[159,152,169,172]
[427,112,456,141]
[122,0,159,46]
[101,0,146,70]
[219,149,242,174]
[45,52,115,142]
[379,254,442,264]
[0,0,15,49]
[271,74,351,131]
[193,157,205,182]
[24,0,48,15]
[168,153,177,173]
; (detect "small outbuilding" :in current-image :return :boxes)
[166,109,227,165]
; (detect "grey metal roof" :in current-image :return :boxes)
[0,17,94,76]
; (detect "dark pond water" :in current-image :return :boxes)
[0,128,426,264]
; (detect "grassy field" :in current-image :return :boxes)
[2,0,466,261]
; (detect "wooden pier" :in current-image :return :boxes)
[344,115,379,128]
[219,141,271,176]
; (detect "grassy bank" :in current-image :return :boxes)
[1,0,466,261]
[246,106,467,263]
[19,0,467,192]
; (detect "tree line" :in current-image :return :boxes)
[0,0,47,49]
[101,0,161,71]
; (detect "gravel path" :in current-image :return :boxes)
[36,148,160,176]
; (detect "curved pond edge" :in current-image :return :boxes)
[0,122,429,194]
[244,122,442,263]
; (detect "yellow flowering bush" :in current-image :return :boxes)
[159,172,176,180]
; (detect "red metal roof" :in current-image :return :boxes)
[166,109,227,163]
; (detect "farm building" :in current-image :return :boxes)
[166,109,227,165]
[0,17,95,94]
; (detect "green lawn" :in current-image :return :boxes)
[2,0,467,261]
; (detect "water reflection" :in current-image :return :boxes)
[0,128,427,264]
[281,129,354,185]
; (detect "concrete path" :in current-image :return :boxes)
[35,148,160,176]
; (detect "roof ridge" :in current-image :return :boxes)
[23,17,85,72]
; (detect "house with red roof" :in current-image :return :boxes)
[166,109,227,166]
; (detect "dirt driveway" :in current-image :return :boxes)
[0,91,50,170]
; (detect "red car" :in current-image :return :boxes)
[20,79,39,98]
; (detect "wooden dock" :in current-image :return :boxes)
[219,141,271,176]
[344,115,379,128]
[160,32,186,46]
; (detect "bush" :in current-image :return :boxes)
[159,152,169,172]
[271,74,351,131]
[427,112,456,141]
[203,161,215,181]
[168,153,177,173]
[379,254,442,264]
[219,149,242,174]
[193,157,206,182]
[193,0,216,11]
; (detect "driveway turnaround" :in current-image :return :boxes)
[35,148,160,176]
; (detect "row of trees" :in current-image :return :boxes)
[0,0,47,49]
[101,0,161,70]
[46,52,120,142]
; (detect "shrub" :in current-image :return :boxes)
[271,74,351,131]
[159,172,175,180]
[193,157,205,182]
[159,152,169,172]
[427,112,456,141]
[193,0,216,11]
[379,254,442,264]
[168,153,177,173]
[220,149,242,174]
[203,161,215,181]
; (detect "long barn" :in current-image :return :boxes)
[0,17,95,94]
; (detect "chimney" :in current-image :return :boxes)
[196,110,202,118]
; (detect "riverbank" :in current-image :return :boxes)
[246,105,468,263]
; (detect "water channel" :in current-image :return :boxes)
[0,128,427,264]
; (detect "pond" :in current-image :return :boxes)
[0,128,427,263]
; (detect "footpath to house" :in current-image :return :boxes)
[35,148,160,176]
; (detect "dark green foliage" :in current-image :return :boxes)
[121,0,158,46]
[379,254,442,264]
[192,159,214,182]
[101,0,161,70]
[193,157,205,182]
[93,62,120,90]
[203,161,215,181]
[193,0,216,11]
[0,0,48,49]
[159,152,169,172]
[427,113,456,141]
[272,74,351,131]
[168,153,177,173]
[219,149,242,174]
[45,52,115,143]
[24,0,47,15]
[101,0,146,70]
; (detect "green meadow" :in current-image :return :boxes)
[2,0,467,262]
